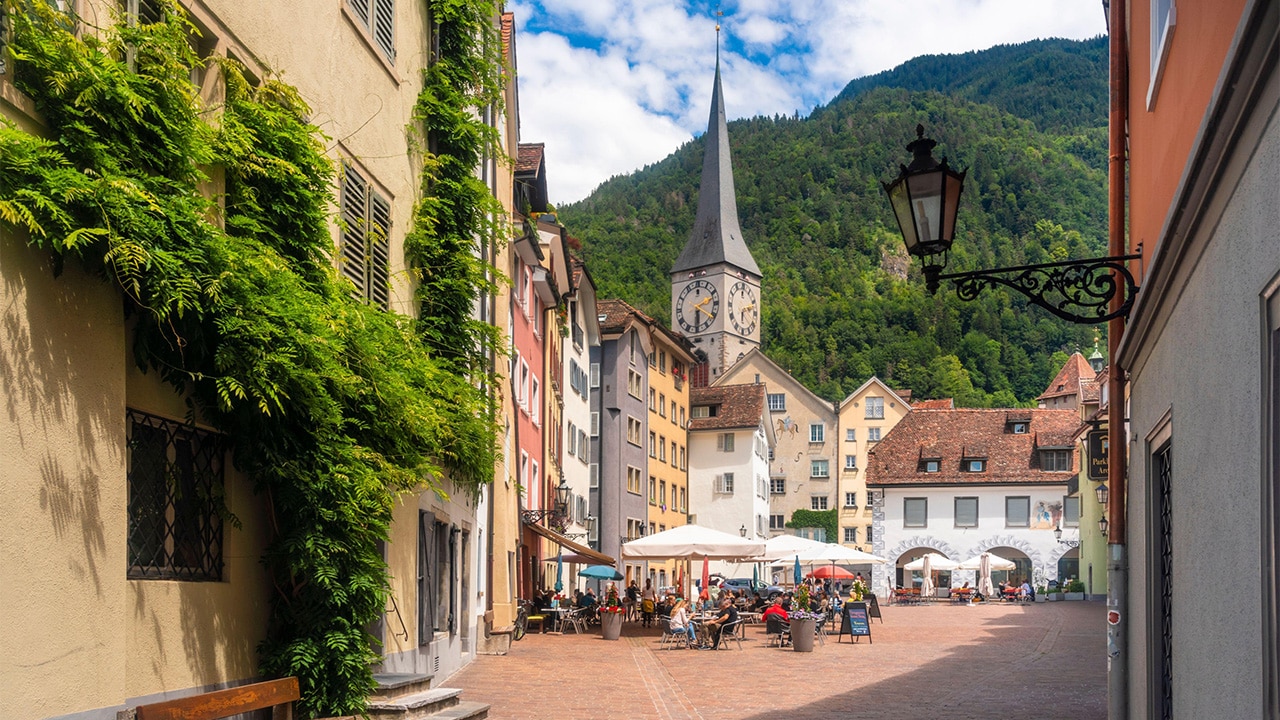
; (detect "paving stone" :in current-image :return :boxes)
[445,601,1106,719]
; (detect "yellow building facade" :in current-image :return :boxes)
[836,378,913,553]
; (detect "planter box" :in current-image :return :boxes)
[1034,595,1047,603]
[600,612,623,640]
[1065,592,1085,601]
[791,617,816,652]
[1046,593,1064,602]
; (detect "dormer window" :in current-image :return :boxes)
[1012,422,1028,434]
[919,458,941,473]
[962,458,986,472]
[1040,449,1072,471]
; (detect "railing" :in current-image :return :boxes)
[387,592,410,642]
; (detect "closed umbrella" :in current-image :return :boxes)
[555,552,564,592]
[978,553,995,598]
[700,556,710,601]
[921,554,936,598]
[793,555,803,585]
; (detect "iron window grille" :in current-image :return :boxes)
[126,409,225,581]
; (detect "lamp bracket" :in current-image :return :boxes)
[936,253,1142,324]
[521,508,569,533]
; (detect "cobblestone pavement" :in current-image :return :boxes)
[447,600,1106,719]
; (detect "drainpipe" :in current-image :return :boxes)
[1106,0,1129,717]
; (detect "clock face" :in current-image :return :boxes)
[676,280,719,333]
[728,281,758,335]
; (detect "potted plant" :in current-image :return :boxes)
[1034,585,1048,603]
[849,579,869,602]
[1064,579,1086,601]
[790,585,817,652]
[599,583,625,639]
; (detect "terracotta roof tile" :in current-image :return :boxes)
[516,143,544,175]
[866,408,1079,486]
[912,398,954,410]
[1037,352,1096,401]
[500,12,513,62]
[690,384,766,431]
[596,298,654,333]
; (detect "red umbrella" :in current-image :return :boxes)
[699,557,710,601]
[808,565,855,581]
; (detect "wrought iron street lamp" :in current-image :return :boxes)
[1098,516,1109,535]
[521,478,572,532]
[1095,483,1110,506]
[739,525,748,537]
[883,126,1141,324]
[1054,523,1081,548]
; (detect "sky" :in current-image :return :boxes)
[506,0,1109,204]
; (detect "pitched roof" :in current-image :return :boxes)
[670,62,760,277]
[1037,352,1096,401]
[714,348,830,412]
[690,384,766,431]
[837,376,912,411]
[596,298,651,334]
[516,143,544,175]
[866,408,1079,486]
[912,398,954,410]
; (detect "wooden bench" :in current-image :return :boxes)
[134,677,299,720]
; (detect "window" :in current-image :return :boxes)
[769,514,785,530]
[679,406,686,426]
[809,423,825,443]
[659,350,666,371]
[904,498,928,527]
[626,517,644,540]
[627,466,642,494]
[627,416,642,446]
[679,446,686,470]
[798,527,828,542]
[680,487,687,512]
[1063,496,1081,527]
[868,427,881,442]
[1149,0,1176,107]
[770,477,786,495]
[346,0,396,64]
[339,164,391,309]
[1011,422,1029,434]
[127,410,224,581]
[658,393,666,416]
[589,363,600,388]
[649,477,657,505]
[844,492,857,508]
[670,400,677,420]
[629,369,643,399]
[1005,496,1031,527]
[578,430,588,463]
[921,459,940,473]
[768,447,774,461]
[844,454,857,470]
[715,473,735,494]
[530,460,539,491]
[567,421,577,457]
[811,495,828,511]
[517,358,529,410]
[767,393,786,412]
[658,435,666,462]
[844,527,858,543]
[865,397,884,419]
[649,350,657,368]
[692,405,710,419]
[659,480,666,508]
[648,388,656,410]
[629,335,636,365]
[810,459,829,478]
[1041,449,1072,471]
[845,428,856,442]
[590,412,599,436]
[589,463,599,488]
[955,497,979,528]
[670,441,677,467]
[530,377,540,425]
[648,432,656,458]
[717,433,735,452]
[866,525,874,543]
[962,458,985,473]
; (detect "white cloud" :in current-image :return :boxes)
[510,0,1107,203]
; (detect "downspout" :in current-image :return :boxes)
[1106,0,1130,717]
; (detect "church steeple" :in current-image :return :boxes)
[671,59,760,277]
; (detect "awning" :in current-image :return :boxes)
[523,521,615,566]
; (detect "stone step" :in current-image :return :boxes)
[368,687,463,719]
[427,700,489,720]
[371,672,434,701]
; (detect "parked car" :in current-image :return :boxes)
[720,577,785,599]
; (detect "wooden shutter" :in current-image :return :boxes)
[347,0,371,27]
[340,165,368,299]
[372,0,395,63]
[368,190,391,309]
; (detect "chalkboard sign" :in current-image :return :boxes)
[838,601,873,644]
[867,593,882,622]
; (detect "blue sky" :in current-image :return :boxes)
[507,1,1109,203]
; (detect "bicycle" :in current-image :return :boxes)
[513,599,532,641]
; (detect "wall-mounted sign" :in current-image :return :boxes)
[1087,429,1109,482]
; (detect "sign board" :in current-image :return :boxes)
[839,601,872,643]
[1087,429,1109,481]
[867,593,882,621]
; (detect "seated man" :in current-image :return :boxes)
[703,596,739,649]
[761,598,788,624]
[1019,580,1034,601]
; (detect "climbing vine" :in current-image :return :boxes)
[1,1,501,716]
[786,509,839,544]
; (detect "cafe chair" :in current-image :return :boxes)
[813,614,828,646]
[562,608,589,635]
[765,616,790,648]
[715,619,745,650]
[660,626,693,650]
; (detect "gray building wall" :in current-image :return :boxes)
[590,330,650,576]
[1123,97,1277,718]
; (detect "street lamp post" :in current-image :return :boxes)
[521,478,573,533]
[883,126,1141,324]
[1054,523,1081,549]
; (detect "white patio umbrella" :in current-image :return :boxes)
[920,554,936,597]
[757,534,830,561]
[902,552,960,570]
[792,544,888,565]
[621,524,765,560]
[956,552,1017,571]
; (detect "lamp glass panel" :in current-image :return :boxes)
[888,180,919,252]
[906,170,945,245]
[941,170,965,240]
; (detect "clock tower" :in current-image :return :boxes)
[671,58,761,382]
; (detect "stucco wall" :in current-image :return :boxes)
[1125,106,1277,720]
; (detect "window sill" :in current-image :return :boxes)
[341,3,402,86]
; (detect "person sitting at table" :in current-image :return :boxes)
[668,600,697,646]
[750,592,766,611]
[761,597,788,624]
[579,587,597,609]
[1019,580,1034,601]
[703,596,739,649]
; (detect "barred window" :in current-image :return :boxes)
[127,409,225,581]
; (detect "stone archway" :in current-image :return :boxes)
[878,535,962,595]
[969,535,1054,585]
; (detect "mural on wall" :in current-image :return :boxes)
[1032,500,1064,530]
[775,416,799,438]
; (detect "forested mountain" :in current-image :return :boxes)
[561,37,1110,405]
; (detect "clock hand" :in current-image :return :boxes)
[697,304,715,318]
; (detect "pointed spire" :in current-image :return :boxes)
[672,56,760,276]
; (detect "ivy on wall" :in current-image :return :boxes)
[0,1,502,716]
[786,509,839,543]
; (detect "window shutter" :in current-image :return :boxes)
[590,412,599,436]
[372,0,395,62]
[347,0,371,27]
[589,363,600,387]
[340,165,368,298]
[368,190,391,309]
[589,464,599,488]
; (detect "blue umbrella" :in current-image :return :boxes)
[794,555,802,585]
[579,565,623,580]
[554,552,564,592]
